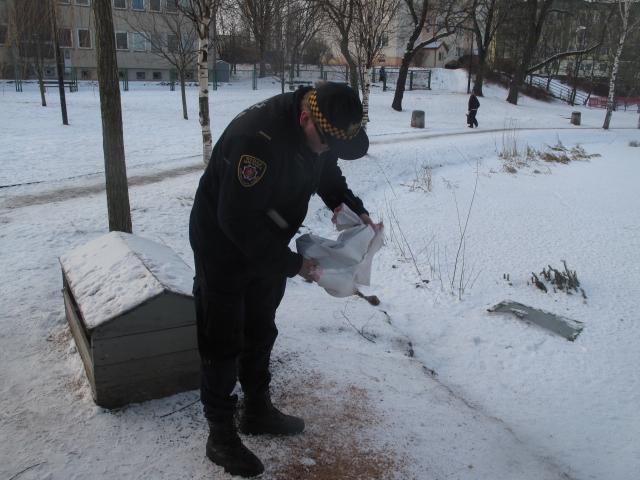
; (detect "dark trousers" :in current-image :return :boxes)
[193,262,287,420]
[467,110,478,127]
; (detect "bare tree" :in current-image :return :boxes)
[237,0,279,78]
[350,0,399,125]
[286,0,327,72]
[216,2,254,66]
[9,0,55,106]
[505,0,556,104]
[391,0,470,111]
[269,0,295,92]
[177,0,218,165]
[503,0,608,105]
[471,0,515,97]
[118,7,199,120]
[320,0,360,90]
[603,0,639,129]
[92,0,132,233]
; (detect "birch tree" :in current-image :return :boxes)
[177,0,217,165]
[603,0,639,129]
[92,0,132,233]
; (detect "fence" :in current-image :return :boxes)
[9,63,432,93]
[205,64,431,92]
[588,96,639,110]
[529,75,589,105]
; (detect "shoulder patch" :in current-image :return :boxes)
[238,155,267,187]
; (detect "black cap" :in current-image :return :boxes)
[309,82,369,160]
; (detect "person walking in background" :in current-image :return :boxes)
[467,90,480,128]
[189,82,373,478]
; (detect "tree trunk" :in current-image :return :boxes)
[197,32,212,165]
[603,2,630,130]
[507,69,527,105]
[391,52,413,111]
[50,0,68,125]
[361,67,371,128]
[92,0,132,234]
[180,72,188,120]
[39,78,47,106]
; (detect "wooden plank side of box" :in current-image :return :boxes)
[93,323,196,366]
[63,284,98,396]
[93,348,200,390]
[91,292,195,341]
[94,370,200,409]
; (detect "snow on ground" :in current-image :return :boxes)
[1,69,639,480]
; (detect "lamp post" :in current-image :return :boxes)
[467,28,474,94]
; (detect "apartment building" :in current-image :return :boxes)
[0,0,205,83]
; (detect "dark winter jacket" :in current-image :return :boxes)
[189,87,368,279]
[468,94,480,111]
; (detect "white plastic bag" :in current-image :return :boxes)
[296,204,383,297]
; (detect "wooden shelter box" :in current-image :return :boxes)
[60,232,198,409]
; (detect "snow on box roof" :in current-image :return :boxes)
[59,231,194,330]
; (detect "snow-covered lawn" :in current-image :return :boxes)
[1,70,639,480]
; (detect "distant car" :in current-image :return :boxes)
[445,60,461,69]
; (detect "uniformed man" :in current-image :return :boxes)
[189,82,373,477]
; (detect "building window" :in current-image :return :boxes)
[456,47,461,57]
[114,0,127,9]
[149,0,161,11]
[76,0,90,5]
[599,63,607,72]
[183,35,195,53]
[78,29,92,49]
[438,52,444,61]
[59,0,70,4]
[132,33,146,51]
[132,0,144,10]
[115,32,128,50]
[167,34,179,52]
[0,24,7,45]
[153,71,162,79]
[58,27,72,47]
[150,34,162,52]
[166,0,178,13]
[81,70,91,79]
[137,71,146,79]
[45,68,55,77]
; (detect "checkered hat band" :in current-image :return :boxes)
[309,91,361,140]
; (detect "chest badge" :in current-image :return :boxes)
[238,155,267,187]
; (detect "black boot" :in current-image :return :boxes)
[240,395,305,436]
[206,418,265,478]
